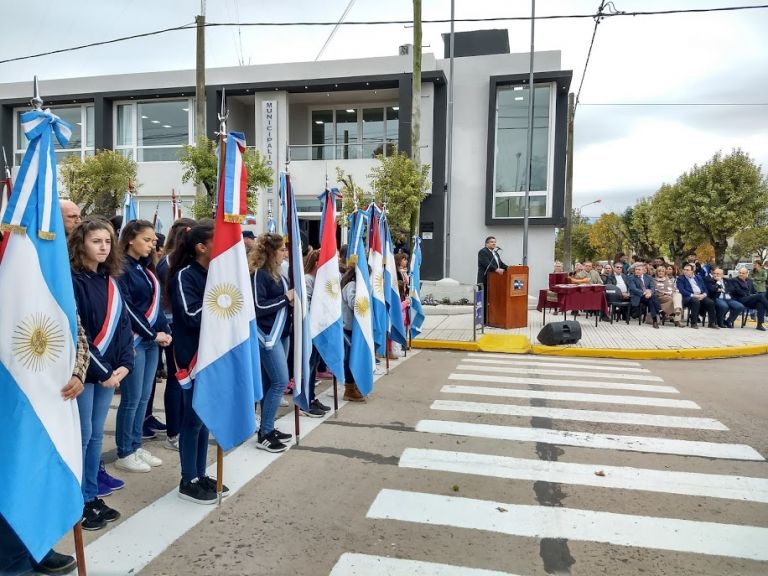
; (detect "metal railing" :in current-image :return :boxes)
[287,142,398,162]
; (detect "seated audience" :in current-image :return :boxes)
[605,263,631,319]
[653,265,683,327]
[705,268,744,328]
[676,263,717,329]
[570,262,590,284]
[730,266,768,331]
[600,263,613,283]
[628,263,660,328]
[553,261,565,274]
[583,261,602,284]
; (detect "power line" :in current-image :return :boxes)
[1,4,767,66]
[574,1,609,115]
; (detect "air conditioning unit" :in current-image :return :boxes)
[399,44,412,56]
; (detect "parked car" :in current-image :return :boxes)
[727,262,753,278]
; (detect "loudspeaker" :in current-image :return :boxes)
[537,321,582,346]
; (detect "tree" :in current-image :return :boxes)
[336,167,373,225]
[675,149,768,264]
[369,152,431,238]
[178,136,273,219]
[623,198,661,260]
[649,183,690,265]
[588,212,626,260]
[732,226,768,262]
[60,150,137,217]
[555,212,595,265]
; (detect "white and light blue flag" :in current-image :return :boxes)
[367,204,387,355]
[348,210,375,394]
[382,216,407,346]
[0,108,82,562]
[409,236,425,338]
[120,189,137,237]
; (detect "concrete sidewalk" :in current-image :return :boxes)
[415,307,768,359]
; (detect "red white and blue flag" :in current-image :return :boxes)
[309,189,345,382]
[193,131,263,451]
[0,108,82,561]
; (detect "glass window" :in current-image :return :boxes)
[386,106,399,156]
[492,83,552,219]
[14,104,94,165]
[311,110,334,160]
[138,100,188,148]
[335,108,359,160]
[52,107,82,150]
[116,104,133,147]
[362,108,384,158]
[86,106,95,148]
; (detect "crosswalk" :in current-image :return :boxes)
[328,352,768,574]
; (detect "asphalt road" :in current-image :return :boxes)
[62,351,768,576]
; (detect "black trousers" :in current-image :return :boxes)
[688,296,716,325]
[738,294,768,324]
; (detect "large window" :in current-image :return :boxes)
[115,99,192,162]
[492,83,552,218]
[307,106,398,161]
[14,104,94,165]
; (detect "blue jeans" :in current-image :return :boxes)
[179,385,209,482]
[259,337,289,437]
[77,382,116,502]
[162,341,184,438]
[116,340,159,458]
[0,514,32,575]
[714,298,744,325]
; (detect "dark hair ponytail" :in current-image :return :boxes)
[165,222,214,303]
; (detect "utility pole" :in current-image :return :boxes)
[563,92,575,270]
[444,0,455,279]
[522,0,535,266]
[195,3,206,143]
[410,0,422,245]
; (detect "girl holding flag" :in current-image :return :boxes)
[167,222,229,504]
[69,218,134,531]
[116,220,172,473]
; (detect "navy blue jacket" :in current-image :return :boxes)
[676,274,708,306]
[729,277,760,303]
[169,262,206,369]
[118,255,170,342]
[627,274,655,307]
[253,268,290,339]
[72,270,134,383]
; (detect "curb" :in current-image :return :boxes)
[411,334,768,360]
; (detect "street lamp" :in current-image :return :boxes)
[577,199,602,215]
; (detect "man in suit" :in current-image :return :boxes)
[705,267,744,328]
[477,236,507,323]
[605,262,631,321]
[676,263,716,329]
[627,263,660,328]
[729,266,768,331]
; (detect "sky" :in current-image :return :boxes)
[1,0,766,218]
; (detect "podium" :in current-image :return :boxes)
[487,266,529,329]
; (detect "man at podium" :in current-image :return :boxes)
[477,236,508,323]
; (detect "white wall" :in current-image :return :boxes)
[439,51,562,295]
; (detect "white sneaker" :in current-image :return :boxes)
[279,397,289,407]
[136,447,162,467]
[115,453,150,473]
[164,435,179,451]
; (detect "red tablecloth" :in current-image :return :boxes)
[537,284,609,316]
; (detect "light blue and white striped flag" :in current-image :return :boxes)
[409,236,425,338]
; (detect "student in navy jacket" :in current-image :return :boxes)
[676,263,716,329]
[249,233,295,453]
[166,222,229,503]
[115,220,172,474]
[68,218,134,531]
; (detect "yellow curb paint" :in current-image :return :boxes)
[411,339,480,352]
[477,334,531,354]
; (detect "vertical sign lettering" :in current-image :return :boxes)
[261,100,278,197]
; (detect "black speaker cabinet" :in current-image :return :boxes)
[537,321,582,346]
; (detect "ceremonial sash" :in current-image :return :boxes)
[93,277,124,355]
[257,276,289,350]
[174,351,198,390]
[133,266,161,345]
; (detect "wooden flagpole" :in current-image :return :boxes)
[215,90,228,506]
[73,523,86,576]
[216,446,224,506]
[284,173,301,445]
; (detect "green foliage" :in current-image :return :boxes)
[649,183,690,265]
[369,152,431,239]
[732,226,768,262]
[178,137,273,218]
[555,212,595,264]
[674,149,768,264]
[59,150,137,217]
[588,212,627,260]
[623,198,661,260]
[336,167,373,225]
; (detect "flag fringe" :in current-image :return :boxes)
[0,224,26,236]
[347,254,358,267]
[38,230,55,240]
[223,214,246,224]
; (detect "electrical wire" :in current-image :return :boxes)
[1,4,767,66]
[574,1,608,115]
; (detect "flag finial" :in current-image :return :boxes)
[218,88,228,136]
[30,76,43,111]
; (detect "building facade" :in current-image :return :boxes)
[0,36,571,295]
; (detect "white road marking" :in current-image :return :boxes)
[415,420,765,461]
[448,372,678,394]
[399,448,768,503]
[461,357,651,373]
[431,399,728,431]
[367,489,768,561]
[329,553,524,576]
[456,364,664,382]
[468,353,641,367]
[441,384,700,410]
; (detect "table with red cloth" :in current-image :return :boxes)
[537,284,609,324]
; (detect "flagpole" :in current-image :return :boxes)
[72,523,86,576]
[284,172,302,446]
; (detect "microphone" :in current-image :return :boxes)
[495,247,503,253]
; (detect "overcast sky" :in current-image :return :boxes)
[1,0,766,217]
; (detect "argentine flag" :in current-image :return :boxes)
[367,204,387,355]
[309,189,345,382]
[348,211,375,395]
[193,132,263,452]
[283,173,312,411]
[409,236,426,338]
[382,216,407,346]
[0,109,83,561]
[120,189,137,236]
